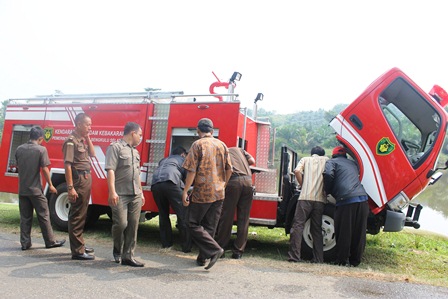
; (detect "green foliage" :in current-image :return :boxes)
[257,104,347,159]
[365,231,448,286]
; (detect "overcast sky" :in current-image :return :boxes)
[1,0,447,114]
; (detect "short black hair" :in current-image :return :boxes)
[75,113,90,125]
[311,146,325,156]
[171,146,187,156]
[123,122,141,135]
[29,126,44,140]
[197,118,213,133]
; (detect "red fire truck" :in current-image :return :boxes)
[0,69,446,261]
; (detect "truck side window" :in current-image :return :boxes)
[7,125,35,173]
[379,78,441,168]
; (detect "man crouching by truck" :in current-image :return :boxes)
[63,113,96,260]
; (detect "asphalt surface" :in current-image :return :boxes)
[0,231,447,299]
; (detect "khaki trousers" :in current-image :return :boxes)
[111,194,142,260]
[68,174,91,255]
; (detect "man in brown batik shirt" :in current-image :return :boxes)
[182,118,232,270]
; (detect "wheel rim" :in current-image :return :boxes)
[303,215,336,251]
[55,192,71,222]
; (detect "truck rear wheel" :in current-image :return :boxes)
[301,204,337,262]
[49,183,70,232]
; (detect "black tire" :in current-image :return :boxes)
[84,205,101,229]
[49,183,70,232]
[301,204,337,262]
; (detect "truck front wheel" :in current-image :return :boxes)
[49,183,70,232]
[301,204,337,262]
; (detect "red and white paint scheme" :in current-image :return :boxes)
[0,69,446,261]
[330,67,448,234]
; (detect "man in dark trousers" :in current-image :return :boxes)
[63,113,96,260]
[323,146,369,267]
[215,146,255,259]
[15,126,65,250]
[182,118,232,270]
[151,146,191,253]
[106,122,145,267]
[287,146,328,263]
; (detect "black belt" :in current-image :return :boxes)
[76,170,91,175]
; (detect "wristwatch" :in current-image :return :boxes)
[67,185,74,190]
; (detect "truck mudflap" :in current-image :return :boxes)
[383,210,406,232]
[382,203,423,232]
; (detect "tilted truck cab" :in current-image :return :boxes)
[330,67,448,234]
[0,68,446,262]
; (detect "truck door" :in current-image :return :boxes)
[331,68,445,212]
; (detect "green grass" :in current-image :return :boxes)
[1,203,447,287]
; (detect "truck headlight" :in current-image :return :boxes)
[387,192,410,212]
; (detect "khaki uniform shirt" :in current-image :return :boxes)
[183,136,232,203]
[295,154,329,202]
[229,147,253,176]
[62,130,91,171]
[105,139,142,196]
[15,141,51,196]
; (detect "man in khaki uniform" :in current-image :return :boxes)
[215,147,255,259]
[105,122,145,267]
[63,113,96,260]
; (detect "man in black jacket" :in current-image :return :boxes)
[323,146,369,267]
[151,146,191,253]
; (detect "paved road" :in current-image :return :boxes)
[0,232,447,298]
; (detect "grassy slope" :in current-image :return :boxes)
[1,203,447,287]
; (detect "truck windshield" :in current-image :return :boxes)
[379,78,441,168]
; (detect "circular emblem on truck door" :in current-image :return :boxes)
[376,137,395,155]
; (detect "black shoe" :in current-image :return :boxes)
[46,239,66,248]
[113,253,121,263]
[205,248,224,270]
[85,247,94,254]
[121,258,144,267]
[231,252,242,259]
[21,244,32,251]
[72,253,95,260]
[287,258,303,263]
[196,257,206,267]
[182,247,192,253]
